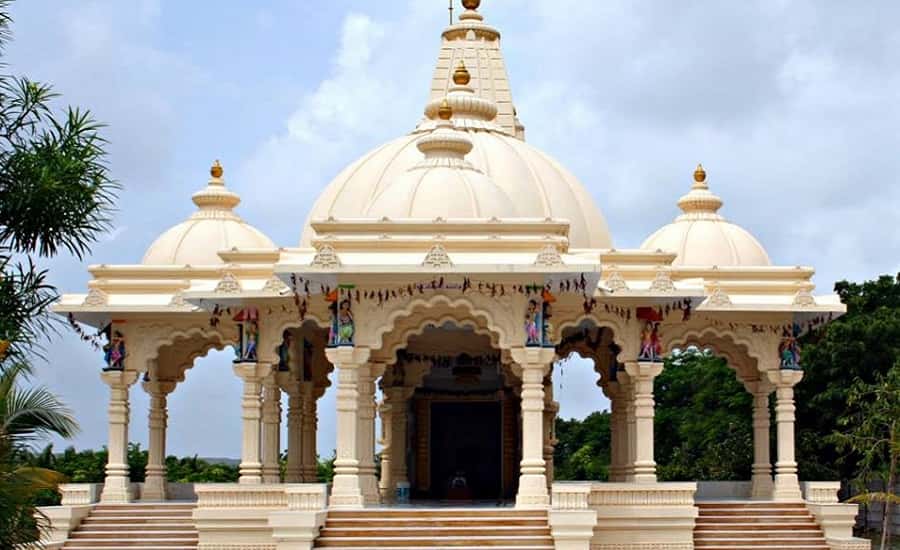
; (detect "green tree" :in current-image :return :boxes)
[0,363,78,547]
[833,364,900,550]
[796,274,900,482]
[655,350,753,481]
[554,412,611,480]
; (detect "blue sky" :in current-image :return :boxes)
[7,0,900,459]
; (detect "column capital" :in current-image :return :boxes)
[141,379,176,396]
[766,369,804,388]
[233,361,274,382]
[101,369,140,389]
[276,371,303,396]
[624,361,664,381]
[509,347,556,369]
[326,346,371,366]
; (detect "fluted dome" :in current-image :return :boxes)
[300,8,612,250]
[641,165,771,267]
[142,162,275,265]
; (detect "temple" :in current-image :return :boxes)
[41,2,869,550]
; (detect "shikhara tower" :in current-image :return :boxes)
[46,2,868,550]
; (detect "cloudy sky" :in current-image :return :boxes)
[7,0,899,459]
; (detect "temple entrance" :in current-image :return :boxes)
[429,401,502,500]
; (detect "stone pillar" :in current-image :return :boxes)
[379,385,412,502]
[543,377,559,487]
[767,369,804,501]
[100,370,139,503]
[624,361,663,483]
[300,382,318,482]
[620,376,637,482]
[281,375,303,483]
[261,374,283,483]
[749,379,775,499]
[234,362,273,484]
[357,363,381,504]
[327,347,370,508]
[511,348,554,508]
[605,381,626,482]
[378,394,394,502]
[141,379,176,501]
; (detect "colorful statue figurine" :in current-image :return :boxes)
[233,307,260,362]
[779,324,802,370]
[541,289,557,347]
[337,299,354,346]
[103,328,126,371]
[638,321,663,362]
[525,299,541,346]
[277,329,292,371]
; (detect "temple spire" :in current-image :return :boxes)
[676,163,724,219]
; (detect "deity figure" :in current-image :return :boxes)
[638,322,663,362]
[525,299,541,346]
[779,324,801,370]
[541,289,556,347]
[103,329,126,370]
[337,299,354,346]
[277,329,292,371]
[233,307,260,362]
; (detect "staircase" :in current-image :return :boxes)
[62,502,198,550]
[314,508,554,549]
[694,502,829,550]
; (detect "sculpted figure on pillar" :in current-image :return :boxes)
[233,307,260,362]
[327,286,355,347]
[102,323,127,371]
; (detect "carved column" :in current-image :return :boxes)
[141,379,176,501]
[624,361,663,483]
[605,381,626,482]
[415,396,431,493]
[511,347,554,508]
[543,376,559,487]
[100,370,140,503]
[234,362,273,484]
[327,347,370,508]
[749,379,775,499]
[380,385,413,501]
[619,375,637,482]
[278,372,303,483]
[300,382,318,482]
[378,394,394,502]
[358,363,382,504]
[767,369,804,501]
[261,374,282,483]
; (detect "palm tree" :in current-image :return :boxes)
[0,362,78,548]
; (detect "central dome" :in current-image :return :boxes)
[300,6,611,250]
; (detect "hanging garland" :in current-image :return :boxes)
[67,313,106,351]
[397,350,501,368]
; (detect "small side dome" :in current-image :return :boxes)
[142,161,275,265]
[641,165,771,267]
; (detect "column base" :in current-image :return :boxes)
[140,476,168,501]
[751,474,774,500]
[773,474,803,501]
[100,475,133,503]
[329,473,365,508]
[360,474,380,505]
[516,474,550,508]
[549,510,597,550]
[633,461,658,483]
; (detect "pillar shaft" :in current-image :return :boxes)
[327,347,370,508]
[750,382,775,499]
[100,370,139,503]
[261,376,282,483]
[624,362,663,483]
[141,380,175,501]
[300,382,318,482]
[606,383,627,482]
[358,364,380,504]
[284,381,303,483]
[511,348,554,508]
[234,363,272,484]
[768,369,804,501]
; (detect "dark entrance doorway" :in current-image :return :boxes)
[429,401,502,500]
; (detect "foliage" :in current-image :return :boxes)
[0,363,77,547]
[554,412,611,481]
[796,274,900,482]
[833,363,900,550]
[655,350,753,481]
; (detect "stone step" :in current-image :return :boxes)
[62,547,197,550]
[697,502,807,509]
[82,517,196,523]
[71,531,198,540]
[315,536,554,548]
[696,514,815,522]
[313,548,553,550]
[327,509,546,519]
[321,526,552,538]
[697,530,824,538]
[325,517,549,528]
[698,509,811,516]
[64,540,198,548]
[75,524,197,532]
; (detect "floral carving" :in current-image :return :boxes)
[605,270,628,292]
[83,287,108,306]
[311,244,341,268]
[422,244,453,268]
[792,289,816,307]
[262,276,289,294]
[533,245,564,267]
[215,272,241,293]
[649,270,676,293]
[707,286,732,307]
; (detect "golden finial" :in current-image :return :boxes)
[693,163,706,183]
[438,99,453,121]
[210,160,224,179]
[462,0,481,10]
[453,61,471,86]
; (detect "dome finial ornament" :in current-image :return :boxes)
[462,0,480,11]
[438,99,453,121]
[453,61,471,86]
[693,163,706,184]
[210,160,224,180]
